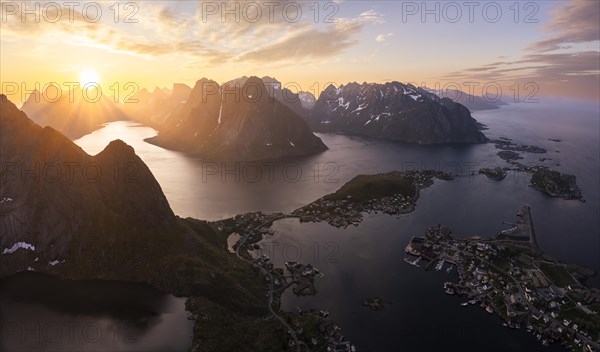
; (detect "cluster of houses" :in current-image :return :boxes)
[404,223,600,351]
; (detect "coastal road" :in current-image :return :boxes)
[234,214,310,352]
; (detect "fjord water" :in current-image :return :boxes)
[0,272,192,352]
[74,100,600,277]
[69,99,598,350]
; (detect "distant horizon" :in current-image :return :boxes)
[7,74,599,108]
[2,0,599,103]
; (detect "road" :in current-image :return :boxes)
[234,214,310,352]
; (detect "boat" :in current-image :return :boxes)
[461,302,469,306]
[403,256,421,267]
[468,300,477,305]
[486,306,493,314]
[435,260,445,271]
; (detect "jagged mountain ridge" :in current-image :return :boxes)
[146,76,328,161]
[309,81,488,144]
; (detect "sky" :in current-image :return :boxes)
[1,0,599,103]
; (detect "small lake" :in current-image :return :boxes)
[0,272,193,352]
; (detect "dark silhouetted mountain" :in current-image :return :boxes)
[0,94,267,314]
[309,81,488,144]
[20,87,129,140]
[146,76,327,161]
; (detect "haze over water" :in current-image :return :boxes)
[75,100,600,279]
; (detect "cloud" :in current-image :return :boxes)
[238,12,382,64]
[375,32,394,42]
[526,0,600,52]
[441,0,599,99]
[0,1,382,67]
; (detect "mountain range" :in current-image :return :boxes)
[308,81,488,144]
[17,76,489,159]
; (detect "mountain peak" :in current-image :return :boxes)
[0,94,26,121]
[193,78,217,88]
[99,139,137,157]
[1,94,14,108]
[242,76,268,101]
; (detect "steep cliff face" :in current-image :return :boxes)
[146,76,327,161]
[0,95,267,313]
[2,95,174,255]
[310,82,488,144]
[147,78,222,151]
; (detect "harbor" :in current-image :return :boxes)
[403,207,600,351]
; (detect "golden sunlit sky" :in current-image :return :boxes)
[1,0,599,104]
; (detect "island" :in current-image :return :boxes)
[497,150,524,161]
[362,297,385,311]
[530,169,583,200]
[492,138,548,153]
[479,167,508,181]
[490,137,583,201]
[292,170,454,228]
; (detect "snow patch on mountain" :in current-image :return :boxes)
[2,242,35,255]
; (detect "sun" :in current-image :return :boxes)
[79,70,100,87]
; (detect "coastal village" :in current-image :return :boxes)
[404,206,600,351]
[215,212,358,352]
[292,170,454,228]
[214,171,597,352]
